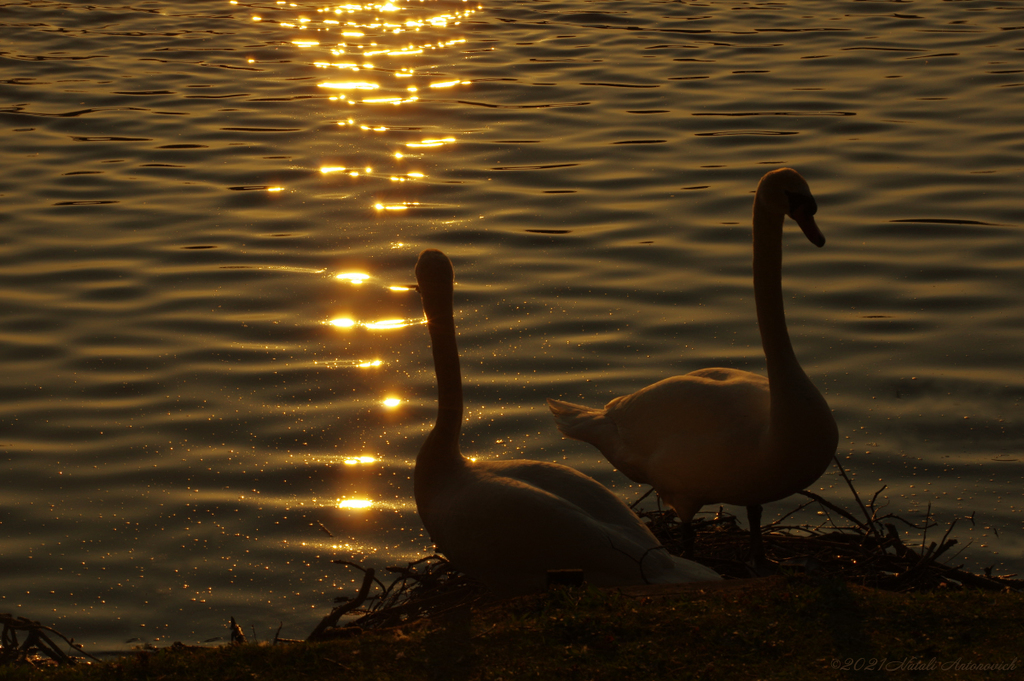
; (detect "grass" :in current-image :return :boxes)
[4,575,1022,681]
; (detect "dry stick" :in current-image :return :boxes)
[308,567,376,641]
[374,556,453,611]
[629,486,656,510]
[868,485,888,522]
[921,501,933,555]
[831,454,881,539]
[0,614,100,664]
[797,490,866,530]
[767,498,817,528]
[332,559,389,595]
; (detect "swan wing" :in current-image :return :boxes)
[485,458,649,530]
[604,370,770,500]
[423,464,718,593]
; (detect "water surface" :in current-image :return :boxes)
[1,0,1022,650]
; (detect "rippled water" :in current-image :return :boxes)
[2,0,1022,650]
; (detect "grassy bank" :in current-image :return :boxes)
[4,575,1022,681]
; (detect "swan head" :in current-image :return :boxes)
[756,168,825,247]
[415,249,455,320]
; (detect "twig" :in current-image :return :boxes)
[0,614,100,665]
[629,487,656,510]
[831,454,881,539]
[797,490,866,530]
[308,568,376,641]
[332,560,389,595]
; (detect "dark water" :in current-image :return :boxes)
[1,0,1022,650]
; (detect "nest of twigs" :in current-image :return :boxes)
[1,613,99,667]
[305,457,1021,641]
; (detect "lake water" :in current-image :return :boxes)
[1,0,1022,651]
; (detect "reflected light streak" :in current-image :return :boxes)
[382,397,402,408]
[343,455,377,465]
[335,272,370,284]
[362,96,417,104]
[364,318,410,329]
[314,358,384,368]
[338,499,373,509]
[374,202,420,211]
[293,40,320,47]
[319,82,379,90]
[320,166,347,173]
[406,137,455,148]
[267,187,284,192]
[388,285,414,292]
[314,61,360,70]
[328,317,422,330]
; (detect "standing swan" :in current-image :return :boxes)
[547,168,839,562]
[413,249,720,594]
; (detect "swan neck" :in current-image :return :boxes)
[430,314,463,424]
[418,298,465,477]
[752,200,799,381]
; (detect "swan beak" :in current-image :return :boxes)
[792,205,825,248]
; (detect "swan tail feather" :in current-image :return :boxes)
[547,398,607,438]
[544,395,630,464]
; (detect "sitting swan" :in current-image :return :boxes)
[547,168,839,562]
[413,249,721,594]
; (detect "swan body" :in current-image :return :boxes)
[413,249,721,594]
[547,168,839,552]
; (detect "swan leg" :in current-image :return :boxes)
[681,521,695,560]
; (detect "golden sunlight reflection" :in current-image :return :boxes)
[343,455,377,465]
[335,272,370,284]
[318,82,379,91]
[314,61,360,70]
[313,358,384,369]
[405,137,455,148]
[363,318,411,330]
[374,202,420,211]
[338,499,373,510]
[382,397,402,408]
[327,316,423,330]
[429,79,467,88]
[362,96,417,105]
[259,0,479,233]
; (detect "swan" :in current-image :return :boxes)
[413,249,721,594]
[547,168,839,562]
